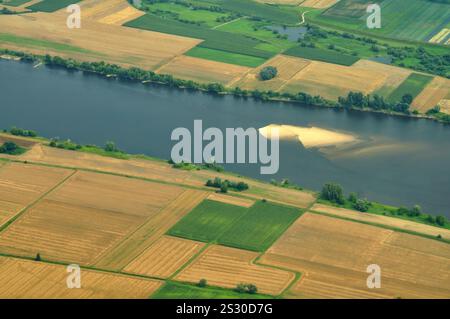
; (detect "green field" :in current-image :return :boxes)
[143,2,229,27]
[387,73,434,102]
[191,0,300,24]
[321,0,450,42]
[218,201,303,252]
[152,282,272,299]
[2,0,30,6]
[167,200,247,242]
[185,47,266,67]
[284,46,360,66]
[125,14,274,59]
[27,0,82,12]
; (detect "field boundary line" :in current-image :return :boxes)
[0,168,77,233]
[168,242,212,280]
[212,16,245,30]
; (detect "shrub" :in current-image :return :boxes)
[197,279,207,288]
[234,283,258,294]
[259,66,278,81]
[353,199,370,212]
[0,141,22,155]
[436,215,446,226]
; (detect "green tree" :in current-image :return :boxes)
[320,183,344,205]
[436,215,446,226]
[197,279,207,288]
[104,141,118,152]
[259,66,278,81]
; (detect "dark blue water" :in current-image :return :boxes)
[1,60,449,216]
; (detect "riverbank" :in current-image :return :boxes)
[1,130,449,239]
[1,49,447,124]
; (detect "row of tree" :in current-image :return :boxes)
[206,177,249,193]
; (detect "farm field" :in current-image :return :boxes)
[260,213,450,298]
[27,0,82,12]
[207,193,255,208]
[156,55,251,84]
[167,200,247,242]
[185,47,266,68]
[152,282,272,299]
[80,0,144,26]
[124,236,205,278]
[284,46,360,66]
[0,4,201,70]
[282,59,388,100]
[311,203,450,240]
[0,256,162,298]
[175,245,295,295]
[232,55,311,91]
[320,0,450,43]
[411,76,450,112]
[218,201,303,252]
[387,73,434,103]
[0,170,185,265]
[300,0,339,8]
[96,189,208,271]
[0,163,73,228]
[1,0,31,7]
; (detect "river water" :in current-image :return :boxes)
[1,60,449,216]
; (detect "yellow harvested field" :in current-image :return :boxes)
[0,256,162,299]
[96,189,208,270]
[310,203,450,240]
[260,213,450,298]
[354,60,412,97]
[411,77,450,113]
[0,163,72,227]
[300,0,339,9]
[283,60,387,100]
[207,193,255,208]
[438,99,450,114]
[124,236,205,278]
[232,55,310,91]
[175,245,295,295]
[0,171,185,265]
[0,11,201,70]
[20,144,191,184]
[81,0,144,25]
[157,55,250,85]
[14,143,316,209]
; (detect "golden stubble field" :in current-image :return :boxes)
[124,236,205,278]
[0,0,201,69]
[260,213,450,299]
[411,76,450,113]
[0,256,162,299]
[175,245,296,295]
[311,203,450,240]
[0,162,73,227]
[156,55,251,85]
[0,170,186,265]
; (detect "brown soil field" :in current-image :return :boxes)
[0,170,185,265]
[0,9,201,70]
[0,133,37,148]
[124,236,205,278]
[207,193,255,208]
[283,60,387,100]
[300,0,339,8]
[81,0,144,25]
[0,162,73,227]
[260,213,450,298]
[411,77,450,113]
[310,203,450,240]
[96,189,208,270]
[0,256,162,299]
[175,245,296,295]
[232,55,311,91]
[157,55,250,85]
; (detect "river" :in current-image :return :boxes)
[1,60,449,216]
